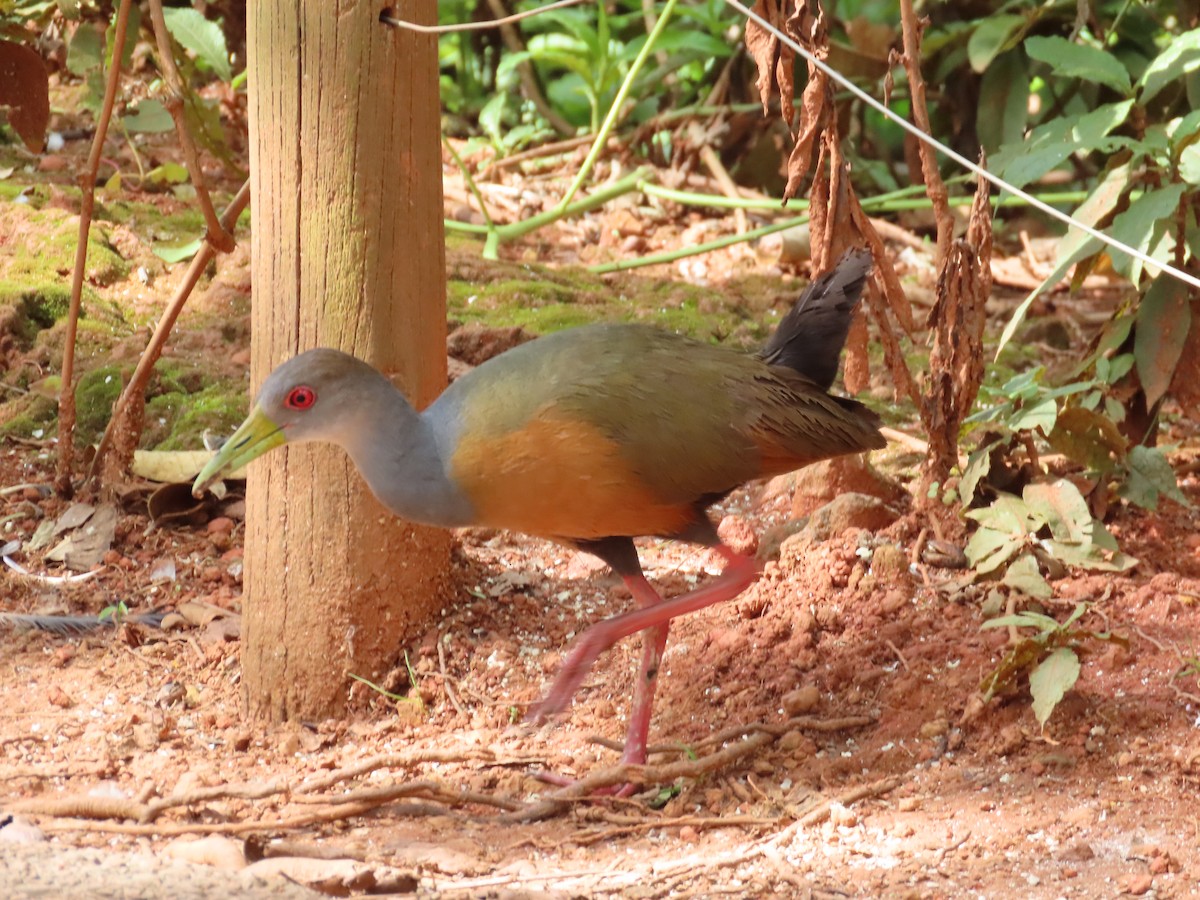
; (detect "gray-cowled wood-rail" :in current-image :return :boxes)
[193,249,886,772]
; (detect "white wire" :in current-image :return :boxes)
[381,0,587,34]
[722,0,1200,291]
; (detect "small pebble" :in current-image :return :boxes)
[207,517,235,535]
[828,802,858,827]
[920,718,949,739]
[781,685,820,716]
[717,515,758,556]
[1122,873,1153,895]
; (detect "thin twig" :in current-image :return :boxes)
[290,778,522,812]
[482,133,597,175]
[296,747,501,794]
[442,137,494,229]
[88,180,251,486]
[897,0,952,267]
[886,639,912,673]
[56,0,134,496]
[438,637,469,717]
[699,145,748,235]
[145,0,235,253]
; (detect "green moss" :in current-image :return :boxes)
[446,265,775,347]
[0,393,57,440]
[145,381,247,451]
[74,364,126,444]
[0,280,94,325]
[1,205,129,289]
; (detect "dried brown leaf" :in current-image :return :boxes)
[0,41,49,152]
[783,75,828,202]
[745,0,782,114]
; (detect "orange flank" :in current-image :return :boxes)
[449,412,694,541]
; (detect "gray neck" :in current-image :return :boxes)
[338,379,475,529]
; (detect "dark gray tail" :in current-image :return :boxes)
[759,249,872,390]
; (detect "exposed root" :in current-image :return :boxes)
[18,713,879,836]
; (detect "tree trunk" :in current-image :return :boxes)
[243,0,450,720]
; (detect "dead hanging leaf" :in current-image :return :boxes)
[784,75,829,202]
[920,174,992,496]
[746,0,784,114]
[0,41,50,152]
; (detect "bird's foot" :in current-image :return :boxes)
[530,769,642,798]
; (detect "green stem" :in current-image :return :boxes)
[641,181,932,212]
[484,167,653,259]
[589,212,811,274]
[442,135,495,228]
[590,187,1092,274]
[557,0,679,210]
[444,220,492,234]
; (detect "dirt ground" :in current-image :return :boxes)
[2,426,1200,898]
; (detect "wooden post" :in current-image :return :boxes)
[243,0,450,720]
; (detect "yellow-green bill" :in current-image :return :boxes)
[191,407,286,498]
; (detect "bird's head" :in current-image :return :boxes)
[191,348,384,497]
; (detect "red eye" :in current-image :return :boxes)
[285,385,316,410]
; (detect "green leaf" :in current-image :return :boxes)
[122,99,174,133]
[1104,182,1190,282]
[147,162,189,185]
[993,100,1132,190]
[1135,276,1192,408]
[966,495,1031,574]
[967,493,1030,534]
[66,23,102,76]
[1122,445,1190,511]
[1047,406,1128,472]
[966,527,1024,574]
[1009,396,1057,434]
[1025,36,1131,94]
[981,636,1046,700]
[1002,552,1052,600]
[1139,28,1200,104]
[153,237,203,263]
[982,610,1062,633]
[960,441,998,503]
[1023,479,1092,544]
[1181,144,1200,185]
[1029,647,1080,726]
[1055,162,1132,268]
[162,7,231,81]
[967,14,1026,73]
[477,93,508,145]
[977,49,1029,153]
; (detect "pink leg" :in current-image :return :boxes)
[528,548,761,737]
[620,574,671,767]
